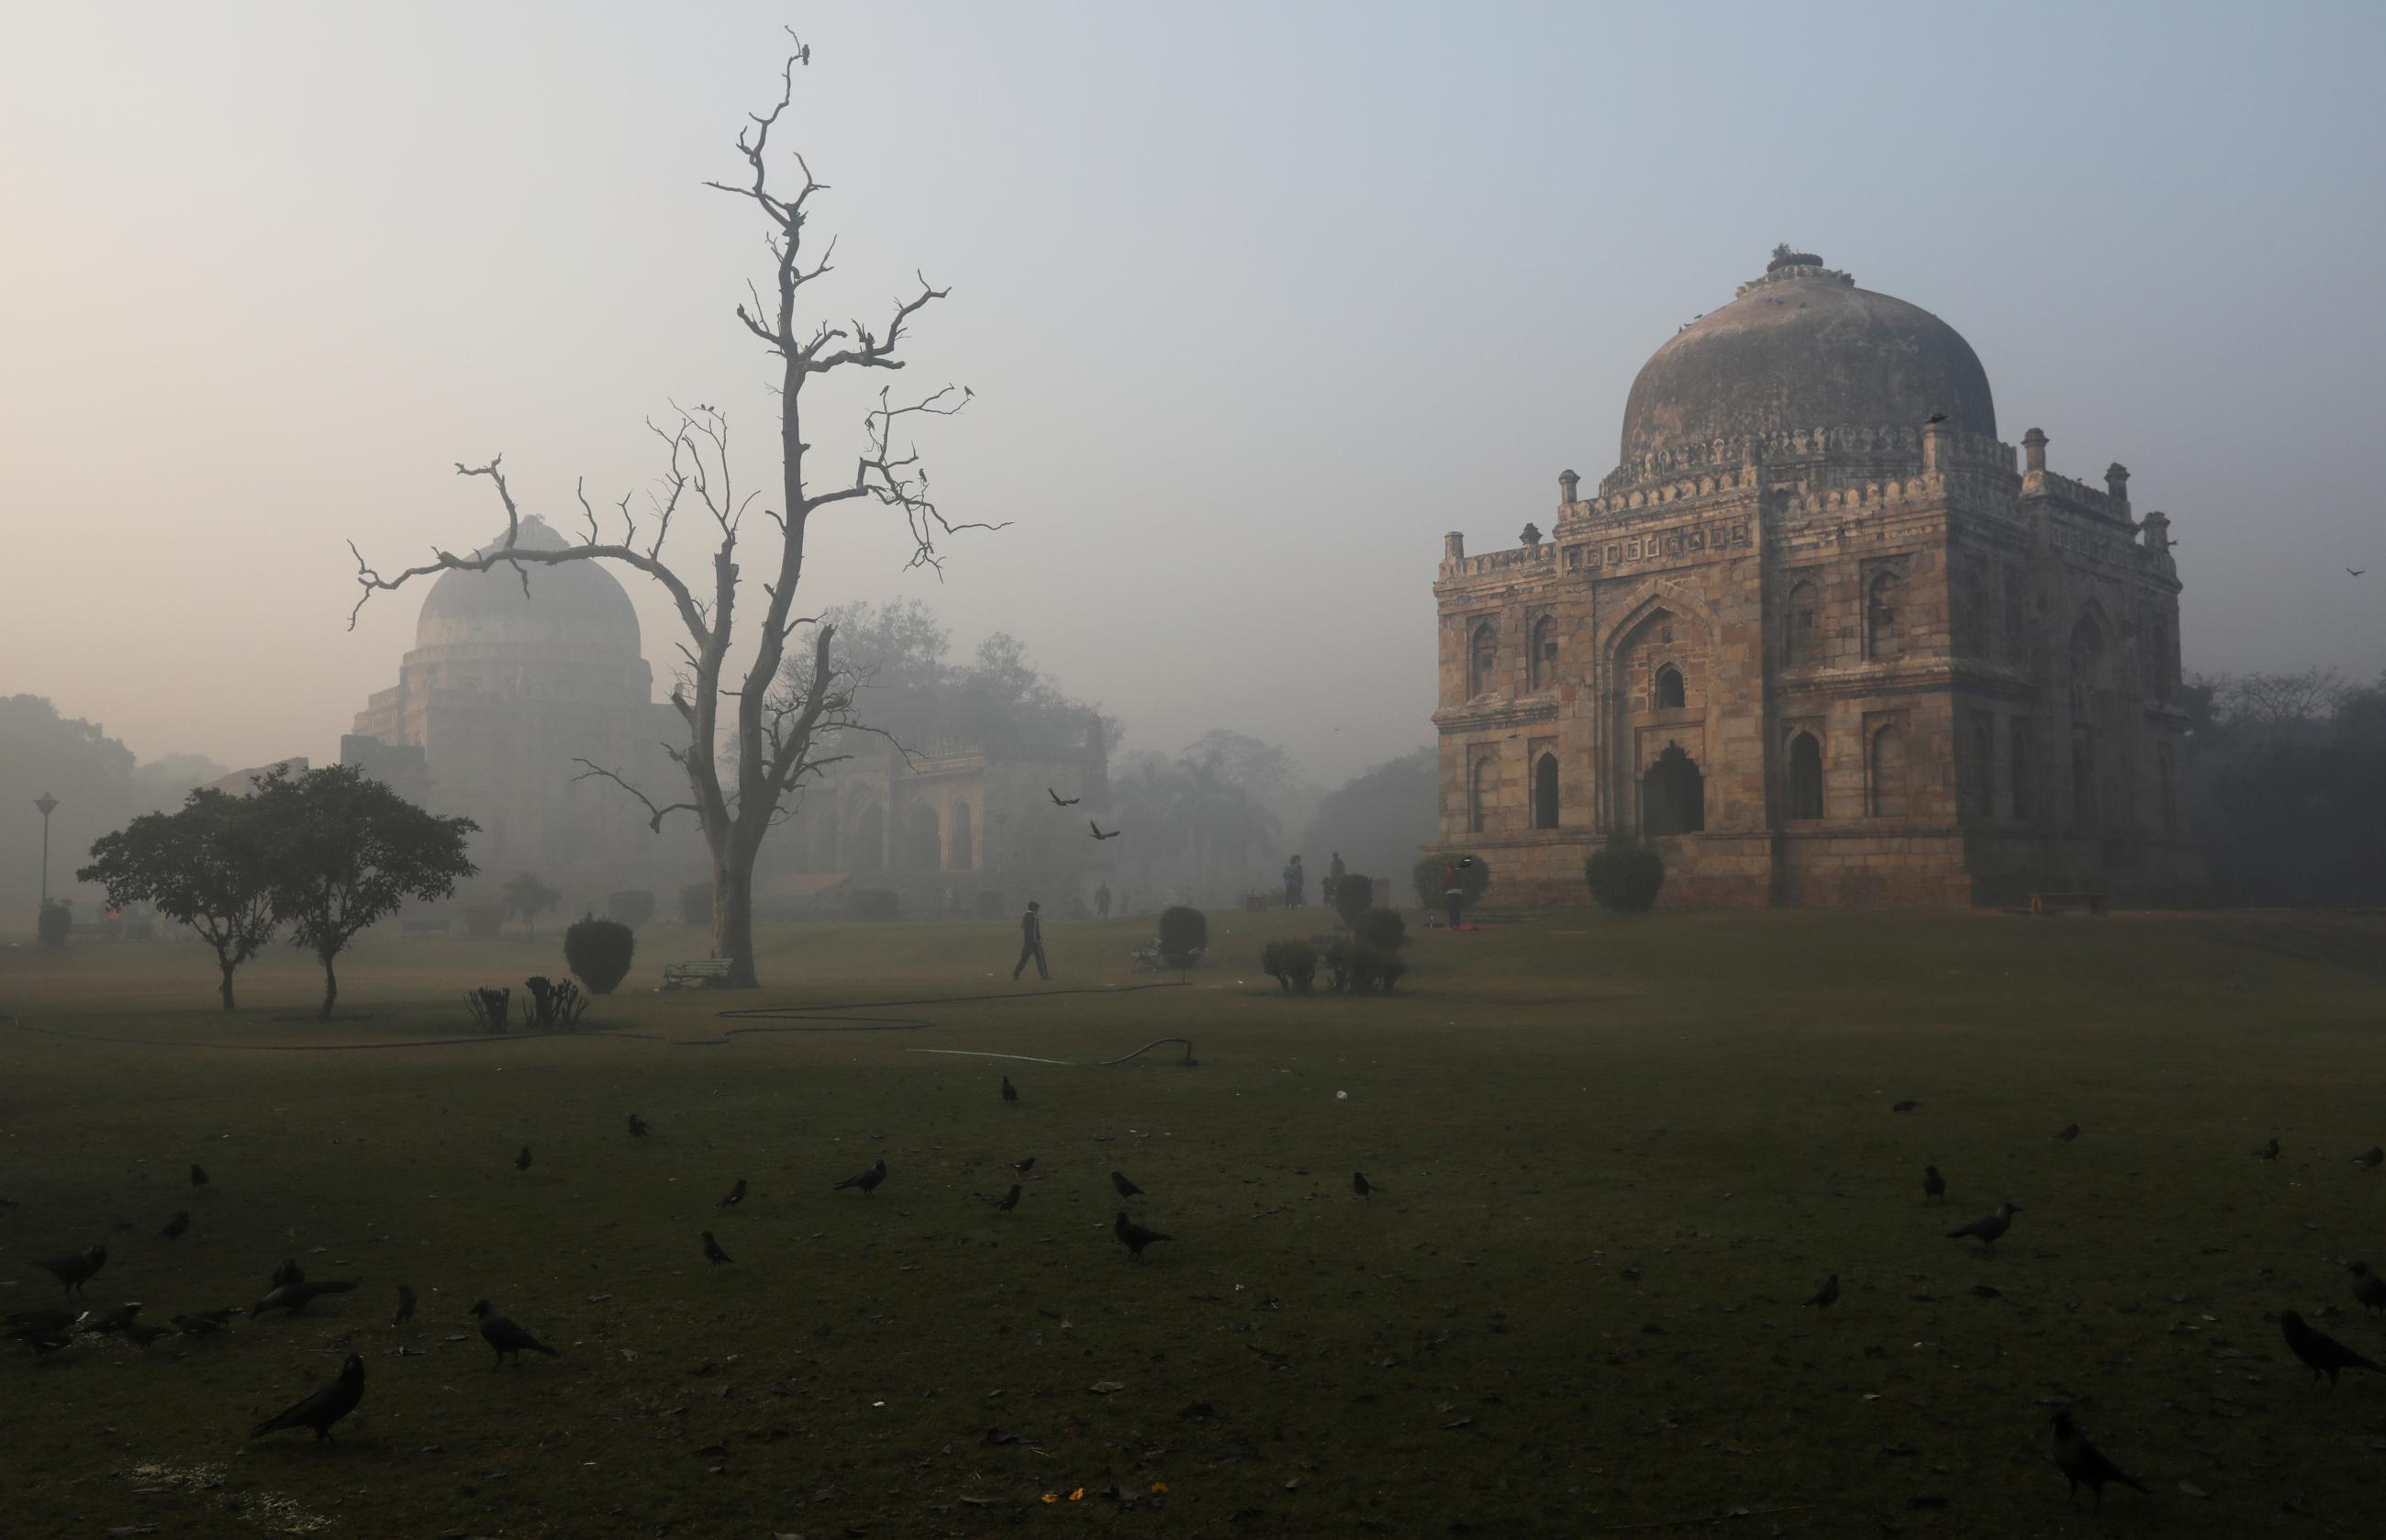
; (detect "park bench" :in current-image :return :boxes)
[401,918,451,940]
[662,957,735,989]
[1129,943,1204,970]
[2027,890,2108,917]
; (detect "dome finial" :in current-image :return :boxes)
[1767,244,1823,273]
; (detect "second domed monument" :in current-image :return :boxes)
[1432,250,2194,907]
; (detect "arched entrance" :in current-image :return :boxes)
[1786,731,1823,820]
[1643,743,1705,835]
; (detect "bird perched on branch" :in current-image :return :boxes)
[471,1300,559,1368]
[1923,1165,1946,1203]
[392,1286,416,1327]
[2253,1137,2280,1161]
[1114,1211,1171,1260]
[1805,1274,1840,1309]
[251,1279,357,1318]
[719,1178,747,1210]
[515,1146,533,1172]
[2280,1309,2381,1388]
[159,1211,190,1241]
[991,1183,1021,1212]
[1946,1201,2021,1251]
[2050,1411,2147,1508]
[701,1231,732,1265]
[1047,788,1078,807]
[835,1159,886,1198]
[1110,1171,1144,1201]
[34,1245,106,1297]
[1001,1076,1019,1105]
[251,1354,364,1444]
[627,1114,651,1139]
[2347,1261,2386,1314]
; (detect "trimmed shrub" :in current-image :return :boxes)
[1260,937,1318,995]
[1354,908,1407,952]
[1345,941,1409,994]
[519,975,587,1030]
[678,881,713,928]
[465,986,510,1032]
[1332,874,1375,928]
[607,888,656,928]
[564,913,636,995]
[1318,935,1352,992]
[1157,905,1209,967]
[1413,853,1493,909]
[37,898,72,948]
[461,902,509,942]
[1585,838,1667,912]
[847,888,902,921]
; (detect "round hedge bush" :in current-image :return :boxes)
[1332,874,1375,928]
[1354,908,1407,952]
[1585,839,1666,912]
[563,914,637,994]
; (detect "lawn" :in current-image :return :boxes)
[4,907,2384,1538]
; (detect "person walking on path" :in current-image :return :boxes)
[1441,861,1466,932]
[1012,899,1052,982]
[1094,882,1112,920]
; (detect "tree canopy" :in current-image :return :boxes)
[78,787,280,1009]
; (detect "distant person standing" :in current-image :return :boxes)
[1095,882,1112,920]
[1012,898,1051,982]
[1441,861,1466,932]
[1326,852,1346,908]
[1284,854,1305,909]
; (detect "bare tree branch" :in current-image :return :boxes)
[570,759,699,832]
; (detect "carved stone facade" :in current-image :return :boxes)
[1432,252,2195,908]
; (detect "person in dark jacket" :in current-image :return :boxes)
[1012,899,1051,982]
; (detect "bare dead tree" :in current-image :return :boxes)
[348,39,1002,986]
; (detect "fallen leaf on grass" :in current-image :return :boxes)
[2179,1481,2209,1499]
[1088,1380,1125,1394]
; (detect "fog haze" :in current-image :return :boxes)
[3,0,2380,787]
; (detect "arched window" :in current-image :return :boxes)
[1529,616,1557,693]
[1468,754,1495,833]
[1468,622,1499,697]
[1653,663,1686,710]
[1532,753,1560,829]
[1868,723,1909,818]
[1786,731,1823,820]
[1866,572,1901,661]
[949,802,975,871]
[1643,744,1705,835]
[1785,581,1820,666]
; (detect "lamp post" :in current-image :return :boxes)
[34,791,59,908]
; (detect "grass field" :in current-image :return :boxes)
[5,907,2385,1538]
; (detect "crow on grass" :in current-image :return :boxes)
[471,1300,559,1367]
[250,1355,364,1445]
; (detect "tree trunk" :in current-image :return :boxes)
[217,955,238,1011]
[709,848,758,988]
[317,950,339,1020]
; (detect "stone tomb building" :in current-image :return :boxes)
[1432,251,2194,907]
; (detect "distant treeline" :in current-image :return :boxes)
[2183,668,2386,906]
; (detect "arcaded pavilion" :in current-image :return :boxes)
[1431,250,2195,907]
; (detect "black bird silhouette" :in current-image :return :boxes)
[272,1258,305,1289]
[2280,1308,2381,1388]
[627,1113,651,1138]
[1923,1165,1946,1202]
[251,1279,357,1318]
[2347,1261,2386,1314]
[1924,411,1948,424]
[1001,1075,1019,1104]
[835,1159,887,1197]
[2348,568,2366,577]
[719,1178,747,1209]
[1946,1201,2022,1251]
[190,1164,209,1188]
[702,1231,732,1265]
[991,1183,1021,1211]
[1805,1274,1840,1309]
[392,1285,416,1326]
[76,1301,142,1334]
[1110,1170,1144,1200]
[1088,820,1121,840]
[34,1244,106,1297]
[2051,1411,2147,1508]
[515,1146,533,1172]
[471,1300,559,1367]
[1048,788,1079,807]
[1892,1099,1919,1112]
[159,1211,190,1241]
[2254,1136,2280,1160]
[2053,1122,2079,1142]
[1114,1211,1171,1260]
[1011,1156,1037,1177]
[2356,1146,2383,1170]
[251,1354,364,1444]
[1353,1172,1376,1200]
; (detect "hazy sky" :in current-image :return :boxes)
[4,1,2380,788]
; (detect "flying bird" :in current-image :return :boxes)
[393,1285,416,1327]
[1047,788,1079,807]
[627,1113,651,1138]
[1923,1165,1946,1203]
[1353,1172,1376,1200]
[2348,568,2366,576]
[2050,1411,2148,1509]
[1010,1156,1037,1177]
[159,1211,190,1241]
[1946,1201,2022,1251]
[1110,1170,1144,1201]
[1001,1075,1019,1105]
[34,1245,106,1297]
[2254,1136,2280,1161]
[2053,1122,2079,1142]
[1088,821,1121,841]
[1892,1100,1919,1113]
[470,1300,559,1367]
[251,1279,357,1318]
[515,1146,533,1172]
[2357,1146,2383,1170]
[1114,1211,1171,1261]
[2347,1260,2386,1314]
[719,1178,747,1210]
[835,1158,887,1197]
[189,1164,209,1189]
[1924,411,1948,424]
[250,1354,365,1444]
[701,1231,733,1265]
[2280,1308,2381,1388]
[1805,1274,1840,1309]
[991,1183,1021,1212]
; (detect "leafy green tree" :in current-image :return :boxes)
[78,788,278,1009]
[257,765,477,1019]
[502,872,563,936]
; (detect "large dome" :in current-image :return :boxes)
[1618,252,1996,467]
[414,516,644,655]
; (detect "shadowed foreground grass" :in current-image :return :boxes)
[3,908,2384,1537]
